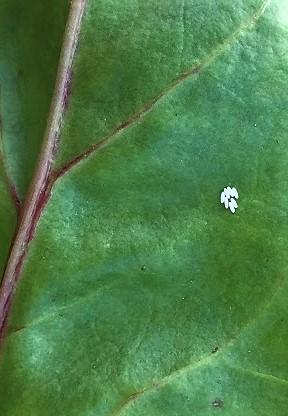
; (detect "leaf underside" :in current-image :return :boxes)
[0,0,288,415]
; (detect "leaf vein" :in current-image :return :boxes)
[55,0,271,180]
[226,365,288,387]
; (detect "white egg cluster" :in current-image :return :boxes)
[220,186,239,214]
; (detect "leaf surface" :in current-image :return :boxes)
[0,160,16,278]
[0,0,70,198]
[0,0,288,415]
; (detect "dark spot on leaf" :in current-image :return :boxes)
[11,325,26,334]
[212,399,224,409]
[118,391,143,410]
[211,346,219,354]
[127,392,141,402]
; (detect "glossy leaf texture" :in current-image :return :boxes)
[0,0,70,199]
[1,0,288,415]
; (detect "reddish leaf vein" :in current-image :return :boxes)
[0,0,270,349]
[0,0,86,343]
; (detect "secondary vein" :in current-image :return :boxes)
[55,0,271,180]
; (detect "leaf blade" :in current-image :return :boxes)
[1,0,288,415]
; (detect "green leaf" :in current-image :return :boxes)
[1,0,288,415]
[0,161,17,277]
[0,0,70,199]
